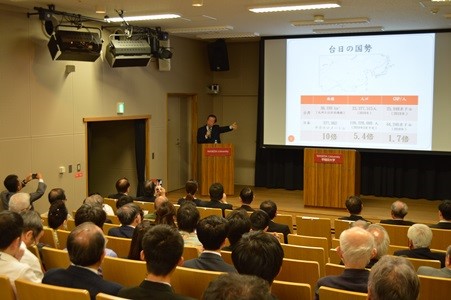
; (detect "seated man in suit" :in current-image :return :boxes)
[380,200,415,226]
[232,230,283,285]
[367,255,419,300]
[42,222,123,300]
[118,224,194,300]
[249,209,270,231]
[200,182,232,217]
[418,244,451,278]
[108,202,142,238]
[430,200,451,229]
[183,215,236,273]
[315,227,376,299]
[107,177,131,199]
[338,195,370,222]
[236,187,255,212]
[222,210,251,252]
[259,200,291,244]
[394,223,446,267]
[203,273,272,300]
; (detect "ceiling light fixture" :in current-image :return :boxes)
[313,26,384,34]
[249,1,340,13]
[291,17,369,26]
[192,0,204,6]
[167,25,233,34]
[105,14,180,23]
[197,32,260,39]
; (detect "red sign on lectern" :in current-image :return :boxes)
[204,147,232,156]
[314,153,344,164]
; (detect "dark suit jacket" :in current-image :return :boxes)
[178,197,205,207]
[429,222,451,229]
[197,124,232,144]
[108,225,135,238]
[136,195,156,202]
[200,200,233,217]
[42,265,123,300]
[1,181,47,210]
[380,219,415,226]
[237,204,255,212]
[107,192,127,199]
[118,280,194,300]
[267,221,291,244]
[338,214,370,222]
[394,247,446,267]
[314,269,370,300]
[183,252,237,273]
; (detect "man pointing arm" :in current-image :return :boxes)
[197,114,237,144]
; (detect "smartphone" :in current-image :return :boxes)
[32,173,37,179]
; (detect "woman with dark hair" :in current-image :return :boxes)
[155,201,177,228]
[127,220,153,260]
[177,180,204,206]
[47,199,68,248]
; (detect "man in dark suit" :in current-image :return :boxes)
[380,200,415,226]
[118,224,194,300]
[183,215,236,273]
[201,182,232,217]
[1,173,47,211]
[236,187,255,212]
[196,114,237,144]
[107,177,131,199]
[42,222,123,300]
[223,210,251,251]
[429,200,451,229]
[260,199,291,243]
[394,223,446,267]
[338,195,370,222]
[108,202,142,238]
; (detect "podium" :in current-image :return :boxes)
[199,143,235,196]
[303,148,360,208]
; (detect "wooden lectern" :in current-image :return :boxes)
[199,143,235,196]
[303,148,360,208]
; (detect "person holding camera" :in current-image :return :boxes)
[1,172,47,211]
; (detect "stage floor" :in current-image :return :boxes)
[167,185,441,226]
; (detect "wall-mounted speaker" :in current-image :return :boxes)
[207,39,229,71]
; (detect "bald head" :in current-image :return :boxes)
[391,201,408,219]
[67,222,105,267]
[339,227,376,268]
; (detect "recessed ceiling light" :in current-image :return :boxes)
[249,1,341,13]
[313,26,384,34]
[167,25,233,34]
[192,0,203,6]
[105,14,180,23]
[291,17,369,26]
[197,32,260,39]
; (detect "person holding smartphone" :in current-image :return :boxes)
[1,172,47,211]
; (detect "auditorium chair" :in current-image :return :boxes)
[0,275,15,300]
[171,266,222,299]
[318,286,367,300]
[103,198,118,214]
[296,216,332,249]
[40,247,71,270]
[418,275,451,300]
[101,256,147,287]
[105,236,132,258]
[379,223,409,246]
[287,234,329,261]
[103,223,121,235]
[271,280,311,300]
[197,207,223,219]
[56,229,71,249]
[275,258,320,299]
[96,293,130,300]
[40,227,57,248]
[333,219,354,239]
[15,278,90,300]
[281,244,326,276]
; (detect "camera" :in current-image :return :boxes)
[32,173,38,179]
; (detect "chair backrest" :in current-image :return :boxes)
[27,244,44,272]
[220,250,232,264]
[273,214,294,232]
[281,243,326,276]
[334,219,354,239]
[287,234,329,261]
[42,215,49,226]
[276,258,320,299]
[96,293,131,300]
[318,286,367,300]
[387,244,409,255]
[133,201,154,214]
[379,223,409,246]
[430,228,451,250]
[325,263,346,276]
[103,223,121,235]
[104,198,118,214]
[171,266,222,299]
[404,257,441,271]
[197,207,223,219]
[106,236,132,258]
[329,248,341,264]
[0,275,15,300]
[418,275,451,300]
[331,238,340,248]
[56,229,71,250]
[66,218,76,231]
[41,227,57,248]
[40,246,71,271]
[183,246,200,261]
[101,256,147,287]
[108,214,121,225]
[271,280,311,300]
[15,278,90,300]
[296,216,332,249]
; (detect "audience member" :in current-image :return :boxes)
[115,194,134,209]
[177,201,202,251]
[236,187,255,212]
[19,210,44,280]
[352,219,370,229]
[118,224,194,299]
[84,193,115,216]
[42,222,123,300]
[155,200,177,228]
[177,180,204,206]
[418,244,451,278]
[183,215,236,272]
[338,195,370,222]
[367,255,420,300]
[8,192,31,213]
[128,220,153,260]
[144,195,167,221]
[202,273,272,300]
[232,230,283,284]
[1,173,47,211]
[107,177,131,199]
[380,201,415,226]
[222,209,251,251]
[41,188,73,219]
[108,202,142,238]
[429,199,451,229]
[394,223,446,267]
[136,180,157,202]
[259,199,291,244]
[315,227,376,298]
[47,200,68,248]
[366,224,390,268]
[0,211,41,292]
[249,209,270,231]
[201,182,232,217]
